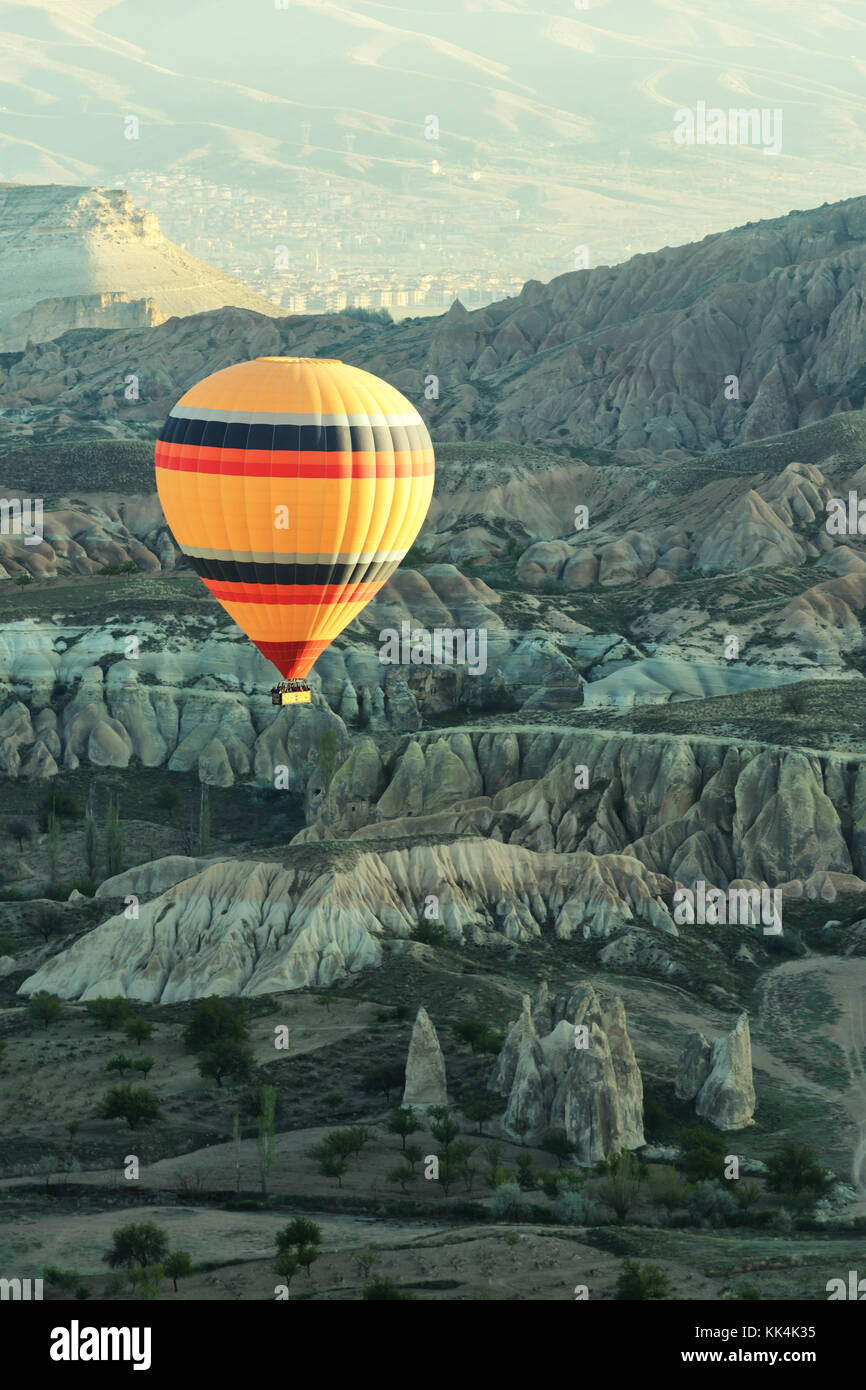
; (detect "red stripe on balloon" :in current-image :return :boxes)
[155,442,433,478]
[203,579,386,605]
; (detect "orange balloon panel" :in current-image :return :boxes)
[155,357,434,680]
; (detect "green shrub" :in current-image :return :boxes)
[765,1143,831,1199]
[686,1179,738,1227]
[412,920,448,947]
[85,996,134,1030]
[38,786,80,831]
[489,1181,525,1220]
[27,992,63,1029]
[677,1127,727,1181]
[553,1187,598,1225]
[615,1259,671,1300]
[362,1277,414,1300]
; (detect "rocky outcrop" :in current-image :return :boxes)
[489,982,644,1162]
[95,856,218,899]
[5,193,866,450]
[674,1031,713,1101]
[0,185,281,351]
[675,1013,756,1129]
[402,1007,447,1109]
[302,725,866,890]
[694,1013,756,1130]
[0,292,164,352]
[17,839,677,1003]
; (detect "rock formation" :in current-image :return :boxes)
[402,1007,447,1109]
[0,185,281,351]
[16,841,678,1003]
[4,193,866,451]
[489,982,645,1162]
[674,1031,713,1101]
[674,1013,756,1130]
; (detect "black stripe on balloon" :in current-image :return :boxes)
[158,417,430,454]
[188,555,403,587]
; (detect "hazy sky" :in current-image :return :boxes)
[2,0,865,276]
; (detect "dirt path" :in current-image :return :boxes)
[756,956,866,1199]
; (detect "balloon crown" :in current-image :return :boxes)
[255,356,342,364]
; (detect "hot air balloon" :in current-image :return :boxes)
[155,356,435,704]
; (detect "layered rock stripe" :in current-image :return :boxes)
[155,357,434,679]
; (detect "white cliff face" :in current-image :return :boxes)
[17,840,677,1003]
[308,725,866,890]
[0,185,281,350]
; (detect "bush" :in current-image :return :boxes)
[540,1130,576,1167]
[515,1154,537,1191]
[599,1150,643,1219]
[651,1167,689,1211]
[615,1259,671,1300]
[412,920,448,947]
[196,1039,255,1089]
[677,1127,727,1182]
[85,996,134,1030]
[43,1265,82,1293]
[340,306,393,325]
[453,1017,503,1054]
[552,1187,598,1225]
[764,928,806,959]
[781,690,807,716]
[489,1181,525,1220]
[154,787,181,817]
[27,992,63,1029]
[765,1143,831,1199]
[686,1179,738,1227]
[97,1083,162,1130]
[183,997,250,1052]
[98,561,139,575]
[771,1207,795,1234]
[362,1277,414,1300]
[38,787,80,831]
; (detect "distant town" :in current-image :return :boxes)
[118,168,553,318]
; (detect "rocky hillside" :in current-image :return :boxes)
[0,186,281,351]
[2,194,866,453]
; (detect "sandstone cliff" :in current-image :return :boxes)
[0,185,281,351]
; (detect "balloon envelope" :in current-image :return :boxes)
[155,356,434,679]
